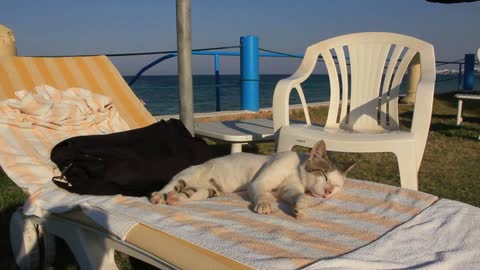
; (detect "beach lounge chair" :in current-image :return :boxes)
[273,32,436,190]
[2,55,480,270]
[455,48,480,127]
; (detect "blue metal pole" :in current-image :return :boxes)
[240,36,259,111]
[214,54,221,111]
[463,54,475,91]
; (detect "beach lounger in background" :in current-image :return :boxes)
[273,32,436,191]
[454,48,480,129]
[1,54,480,270]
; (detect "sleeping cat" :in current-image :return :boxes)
[149,140,355,217]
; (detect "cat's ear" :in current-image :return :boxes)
[309,140,328,160]
[342,162,357,175]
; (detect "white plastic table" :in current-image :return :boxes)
[193,118,275,153]
[454,93,480,126]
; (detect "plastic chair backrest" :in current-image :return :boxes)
[300,33,433,132]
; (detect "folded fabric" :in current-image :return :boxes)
[0,85,129,193]
[0,84,126,131]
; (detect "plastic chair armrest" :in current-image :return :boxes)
[411,74,435,169]
[272,49,319,132]
[272,79,311,132]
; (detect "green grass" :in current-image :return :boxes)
[1,92,479,269]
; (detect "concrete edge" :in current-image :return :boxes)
[154,101,329,123]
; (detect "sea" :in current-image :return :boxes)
[124,74,479,116]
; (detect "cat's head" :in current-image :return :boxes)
[302,140,355,198]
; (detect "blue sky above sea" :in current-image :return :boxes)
[1,0,479,76]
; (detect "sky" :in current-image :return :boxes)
[1,0,479,75]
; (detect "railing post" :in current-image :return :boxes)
[0,25,16,56]
[463,53,475,91]
[240,36,259,111]
[400,53,420,104]
[214,54,221,111]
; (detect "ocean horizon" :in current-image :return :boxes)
[125,74,479,116]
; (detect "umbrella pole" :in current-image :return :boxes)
[176,0,194,135]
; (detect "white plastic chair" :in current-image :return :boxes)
[273,32,436,190]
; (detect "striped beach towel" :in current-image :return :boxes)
[95,180,438,270]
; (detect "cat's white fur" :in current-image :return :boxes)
[150,140,354,217]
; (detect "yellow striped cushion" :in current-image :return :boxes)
[0,55,155,128]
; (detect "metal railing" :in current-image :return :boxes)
[119,37,477,112]
[31,35,473,113]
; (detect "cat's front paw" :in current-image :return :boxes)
[150,192,166,205]
[254,202,272,215]
[294,195,310,218]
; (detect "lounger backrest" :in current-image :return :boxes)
[0,55,156,128]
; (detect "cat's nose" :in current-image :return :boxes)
[324,183,334,195]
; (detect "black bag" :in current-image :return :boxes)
[50,119,213,196]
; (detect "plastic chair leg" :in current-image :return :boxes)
[456,99,463,126]
[276,136,295,152]
[276,129,298,152]
[396,150,418,190]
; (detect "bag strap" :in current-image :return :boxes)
[51,163,73,187]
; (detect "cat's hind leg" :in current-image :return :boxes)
[151,164,206,204]
[150,179,187,204]
[166,178,224,205]
[166,187,219,205]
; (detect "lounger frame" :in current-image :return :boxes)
[22,209,178,270]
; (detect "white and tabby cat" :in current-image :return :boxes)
[150,140,355,217]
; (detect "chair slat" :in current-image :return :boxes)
[334,46,350,127]
[389,48,418,129]
[380,45,404,128]
[348,42,390,131]
[295,84,311,125]
[322,50,341,128]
